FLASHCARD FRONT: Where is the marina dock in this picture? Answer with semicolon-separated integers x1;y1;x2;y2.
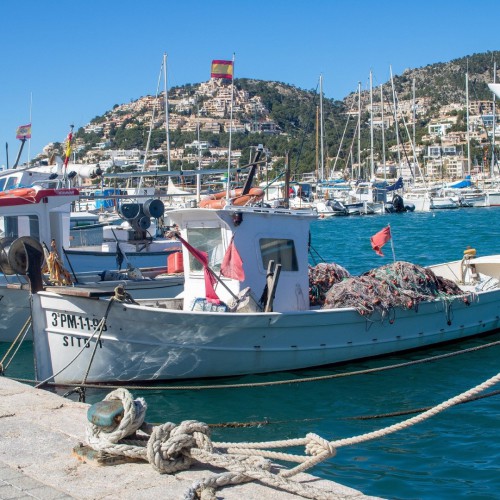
0;377;378;499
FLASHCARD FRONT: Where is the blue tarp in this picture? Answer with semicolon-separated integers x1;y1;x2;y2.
386;177;404;192
448;175;472;189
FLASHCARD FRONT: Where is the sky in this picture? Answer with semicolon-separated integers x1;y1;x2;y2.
1;0;499;166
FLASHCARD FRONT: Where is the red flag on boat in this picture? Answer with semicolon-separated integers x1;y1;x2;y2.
211;60;233;79
370;225;391;256
221;239;245;281
176;235;220;304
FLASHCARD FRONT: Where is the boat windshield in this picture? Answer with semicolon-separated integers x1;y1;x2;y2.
259;238;298;271
186;226;223;272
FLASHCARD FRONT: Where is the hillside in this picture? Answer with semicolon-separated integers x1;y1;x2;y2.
68;50;500;179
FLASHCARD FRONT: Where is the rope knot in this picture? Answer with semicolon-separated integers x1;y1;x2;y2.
147;420;212;474
113;285;127;302
112;285;138;304
305;432;337;459
86;388;147;447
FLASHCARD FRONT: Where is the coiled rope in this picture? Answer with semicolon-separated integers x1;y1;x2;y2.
84;370;500;500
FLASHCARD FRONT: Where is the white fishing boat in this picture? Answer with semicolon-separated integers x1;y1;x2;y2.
22;204;500;385
0;187;184;343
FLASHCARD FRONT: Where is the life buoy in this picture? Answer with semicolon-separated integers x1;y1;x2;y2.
199;187;264;208
0;188;37;198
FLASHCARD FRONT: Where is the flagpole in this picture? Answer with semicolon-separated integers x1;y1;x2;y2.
28;92;32;166
163;52;171;172
388;224;396;263
226;52;235;200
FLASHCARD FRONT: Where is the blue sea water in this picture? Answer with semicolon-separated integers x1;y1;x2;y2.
2;207;500;499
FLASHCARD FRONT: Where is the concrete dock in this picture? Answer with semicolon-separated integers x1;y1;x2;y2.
0;377;379;499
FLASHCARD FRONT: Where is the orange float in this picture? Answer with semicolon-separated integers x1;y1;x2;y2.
199;187;264;209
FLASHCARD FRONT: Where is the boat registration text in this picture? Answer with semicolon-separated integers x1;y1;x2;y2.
51;312;108;332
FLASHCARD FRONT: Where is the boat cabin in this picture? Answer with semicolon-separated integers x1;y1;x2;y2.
168;207;313;312
0;188;80;261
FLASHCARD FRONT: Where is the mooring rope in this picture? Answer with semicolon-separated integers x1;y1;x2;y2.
83;370;500;499
0;318;31;374
9;335;500;391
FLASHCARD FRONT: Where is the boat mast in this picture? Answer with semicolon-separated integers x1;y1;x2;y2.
380;84;387;181
315;105;319;182
319;74;325;181
390;65;401;174
139;56;163;191
225;53;235;199
466;67;471;176
196;108;201;202
412;78;416;152
163;53;171;171
492;61;497;178
369;70;374;179
357;81;361;179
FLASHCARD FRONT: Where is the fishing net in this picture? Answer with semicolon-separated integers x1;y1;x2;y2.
321;261;471;316
309;263;351;306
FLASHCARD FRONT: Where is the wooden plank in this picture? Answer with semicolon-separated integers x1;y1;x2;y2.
44;286;116;298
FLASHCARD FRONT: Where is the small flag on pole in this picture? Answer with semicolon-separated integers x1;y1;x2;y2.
370;225;391;256
16;124;32;139
211;60;233;80
63;126;74;169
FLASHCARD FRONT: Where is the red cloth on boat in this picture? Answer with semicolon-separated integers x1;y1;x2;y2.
176;235;220;304
370;225;391;256
221;239;245;281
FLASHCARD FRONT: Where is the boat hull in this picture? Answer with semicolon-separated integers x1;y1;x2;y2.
31;287;500;384
0;275;183;343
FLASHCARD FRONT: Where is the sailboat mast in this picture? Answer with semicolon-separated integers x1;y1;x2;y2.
319;74;325;181
369;71;374;179
357;81;361;178
163;53;171;171
380;84;387;181
466;69;471;176
390;65;401;171
492;61;497;178
412;78;416;151
315;105;319;183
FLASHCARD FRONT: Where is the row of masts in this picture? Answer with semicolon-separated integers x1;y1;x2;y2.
316;64;499;183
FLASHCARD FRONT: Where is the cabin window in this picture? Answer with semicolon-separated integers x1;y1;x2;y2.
0;215;39;240
259;238;298;271
0;178;6;191
186;227;223;272
5;177;18;190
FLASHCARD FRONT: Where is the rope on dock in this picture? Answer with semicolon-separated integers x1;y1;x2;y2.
83;370;500;499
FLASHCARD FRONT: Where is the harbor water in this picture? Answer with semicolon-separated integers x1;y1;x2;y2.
2;207;500;499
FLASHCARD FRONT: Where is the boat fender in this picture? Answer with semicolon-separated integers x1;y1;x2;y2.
463;247;477;258
100;270;128;281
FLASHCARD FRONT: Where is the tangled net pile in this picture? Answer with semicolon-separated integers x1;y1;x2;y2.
308;263;351;306
322;261;471;316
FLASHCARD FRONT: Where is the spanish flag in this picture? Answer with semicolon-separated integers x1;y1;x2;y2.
16;124;32;140
211;60;233;80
